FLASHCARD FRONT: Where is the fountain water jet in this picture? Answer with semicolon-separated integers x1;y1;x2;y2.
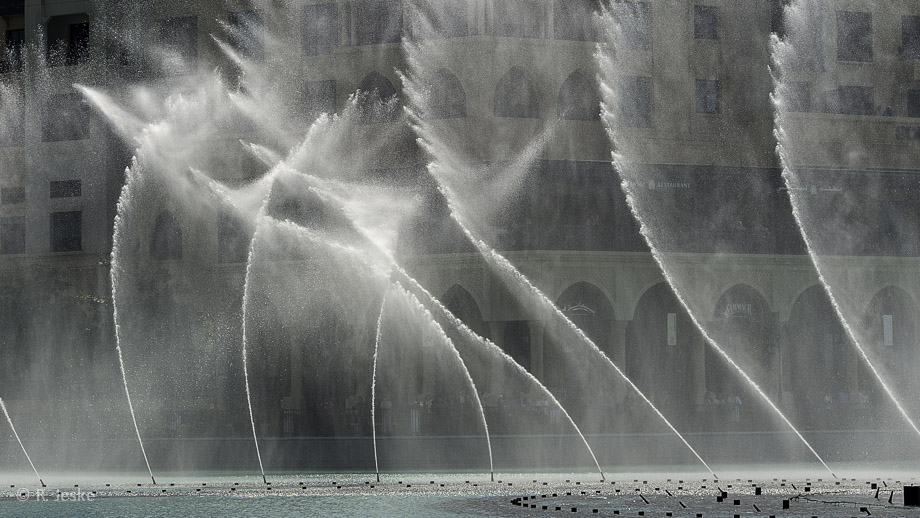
389;281;495;482
770;0;920;441
399;12;708;476
370;291;388;483
595;5;835;478
110;160;158;486
258;208;604;479
0;398;44;487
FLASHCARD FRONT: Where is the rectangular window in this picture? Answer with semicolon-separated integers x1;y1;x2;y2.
837;11;872;62
908;89;920;117
0;216;24;255
619;75;653;127
46;14;89;67
837;85;873;115
228;10;264;60
66;22;89;66
554;0;597;42
156;17;198;74
0;187;24;205
50;180;81;198
410;0;468;39
304;4;338;55
903;16;920;59
42;94;91;142
303;80;336;119
50;211;82;252
355;1;402;45
494;0;541;39
612;2;651;50
785;81;811;112
695;79;720;114
883;314;894;346
693;5;719;40
0;98;23;146
2;29;24;72
667;313;677;346
771;0;789;39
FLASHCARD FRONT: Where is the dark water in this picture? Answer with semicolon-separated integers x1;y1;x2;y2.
0;494;478;518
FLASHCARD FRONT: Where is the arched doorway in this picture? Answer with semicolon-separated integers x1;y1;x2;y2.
709;284;775;397
545;282;613;408
864;286;918;398
626;283;698;420
786;285;851;428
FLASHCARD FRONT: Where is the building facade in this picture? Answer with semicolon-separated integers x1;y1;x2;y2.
1;0;919;443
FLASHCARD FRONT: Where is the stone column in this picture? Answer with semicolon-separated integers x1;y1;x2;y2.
609;320;629;404
487;321;507;395
282;341;304;410
777;323;793;407
527;320;545;381
690;326;707;406
488;321;506;349
844;335;859;396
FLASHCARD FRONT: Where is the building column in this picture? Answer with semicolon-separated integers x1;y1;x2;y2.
609;320;629;404
488;320;506;349
487;321;507;395
690;325;707;406
282;343;304;410
844;335;860;397
777;322;793;407
527;320;545;381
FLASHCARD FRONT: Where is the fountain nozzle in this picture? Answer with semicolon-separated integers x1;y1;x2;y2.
376;473;380;483
491;472;494;482
39;479;45;488
150;476;156;486
262;474;268;485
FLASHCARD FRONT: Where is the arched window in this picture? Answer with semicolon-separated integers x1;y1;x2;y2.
357;71;399;123
557;70;600;120
425;69;466;119
709;284;773;398
150;210;182;260
442;284;485;337
494;67;540;118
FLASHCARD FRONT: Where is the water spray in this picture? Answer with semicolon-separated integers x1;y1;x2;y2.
370;290;388;486
0;398;45;487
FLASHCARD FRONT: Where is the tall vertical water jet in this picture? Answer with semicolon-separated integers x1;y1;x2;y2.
391;266;608;481
370;290;389;483
595;4;835;477
771;0;920;440
110;161;157;486
240;208;273;486
390;282;495;482
0;398;44;487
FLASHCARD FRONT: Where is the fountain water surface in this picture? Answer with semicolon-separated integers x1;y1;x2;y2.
0;0;917;493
